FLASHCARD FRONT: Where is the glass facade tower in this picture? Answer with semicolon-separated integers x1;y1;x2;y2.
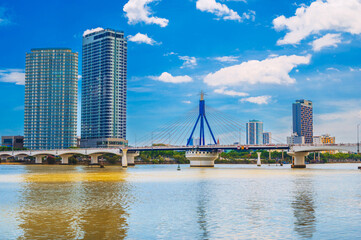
24;48;78;150
81;29;127;148
246;120;263;145
293;99;313;144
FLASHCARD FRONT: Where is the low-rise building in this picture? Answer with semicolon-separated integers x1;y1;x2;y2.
80;138;128;148
313;134;335;144
287;133;305;145
1;136;24;149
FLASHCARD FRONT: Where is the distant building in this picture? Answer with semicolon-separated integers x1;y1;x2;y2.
24;48;78;150
313;134;335;144
188;137;200;146
81;28;127;148
246;120;263;145
77;136;81;148
1;136;24;149
263;132;271;144
287;133;305;145
293;99;313;143
82;138;128;148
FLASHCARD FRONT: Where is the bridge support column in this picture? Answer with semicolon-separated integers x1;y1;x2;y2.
122;149;128;168
126;152;139;166
289;152;308;168
60;154;72;164
257;152;261;167
186;151;218;167
269;150;271;160
90;154;102;164
35;155;44;164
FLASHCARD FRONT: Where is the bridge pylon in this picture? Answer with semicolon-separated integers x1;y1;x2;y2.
185;92;218;167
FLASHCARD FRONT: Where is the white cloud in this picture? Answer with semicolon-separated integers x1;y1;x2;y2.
240;95;271;104
312;33;342;51
179;56;197;68
0;7;10;25
182;100;192;104
214;87;248;97
164;52;177;56
214;56;239;62
0;69;25;85
123;0;169;27
349;67;361;72
83;27;103;37
326;67;340;72
196;0;255;21
128;33;158;45
315;109;361;143
151;72;193;83
204;54;311;87
273;0;361;45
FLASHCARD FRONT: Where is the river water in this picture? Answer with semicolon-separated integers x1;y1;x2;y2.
0;164;361;239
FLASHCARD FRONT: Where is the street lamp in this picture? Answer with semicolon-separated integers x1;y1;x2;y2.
357;124;360;154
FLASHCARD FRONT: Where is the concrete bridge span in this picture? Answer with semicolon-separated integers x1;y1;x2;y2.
289;144;358;168
0;148;139;167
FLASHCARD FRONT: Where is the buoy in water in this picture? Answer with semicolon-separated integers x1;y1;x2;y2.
177;164;181;171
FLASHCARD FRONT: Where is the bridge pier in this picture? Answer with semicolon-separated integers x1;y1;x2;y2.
289;152;308;168
186;151;218;167
121;149;128;168
257;152;261;166
127;152;139;166
34;155;45;164
60;154;72;164
90;154;102;164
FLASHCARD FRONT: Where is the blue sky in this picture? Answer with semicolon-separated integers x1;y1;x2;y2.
0;0;361;144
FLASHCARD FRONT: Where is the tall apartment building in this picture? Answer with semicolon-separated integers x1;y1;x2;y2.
24;48;78;150
81;29;128;148
293;99;313;144
263;132;271;145
246;120;263;145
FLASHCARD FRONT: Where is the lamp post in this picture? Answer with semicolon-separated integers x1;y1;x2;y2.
357;124;360;154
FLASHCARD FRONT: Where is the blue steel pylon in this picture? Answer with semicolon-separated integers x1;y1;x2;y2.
186;92;217;146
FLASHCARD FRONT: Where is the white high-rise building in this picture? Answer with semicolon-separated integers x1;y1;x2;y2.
81;29;128;148
24;48;78;150
246;120;263;145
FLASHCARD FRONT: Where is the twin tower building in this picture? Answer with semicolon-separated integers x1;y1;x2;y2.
24;29;127;150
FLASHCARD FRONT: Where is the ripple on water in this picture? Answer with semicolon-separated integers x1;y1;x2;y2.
0;164;361;239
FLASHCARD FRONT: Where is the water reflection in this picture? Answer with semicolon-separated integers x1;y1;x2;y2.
292;175;316;239
196;180;210;240
17;166;131;239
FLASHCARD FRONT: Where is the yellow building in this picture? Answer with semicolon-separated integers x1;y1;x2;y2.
313;134;335;144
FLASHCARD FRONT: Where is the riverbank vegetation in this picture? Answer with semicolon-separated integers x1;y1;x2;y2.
1;149;360;164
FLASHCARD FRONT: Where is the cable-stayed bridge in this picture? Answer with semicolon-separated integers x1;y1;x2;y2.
1;93;359;168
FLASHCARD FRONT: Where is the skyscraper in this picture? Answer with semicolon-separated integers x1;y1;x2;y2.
81;29;128;148
24;48;78;150
263;132;271;145
246;120;263;145
293;99;313;143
